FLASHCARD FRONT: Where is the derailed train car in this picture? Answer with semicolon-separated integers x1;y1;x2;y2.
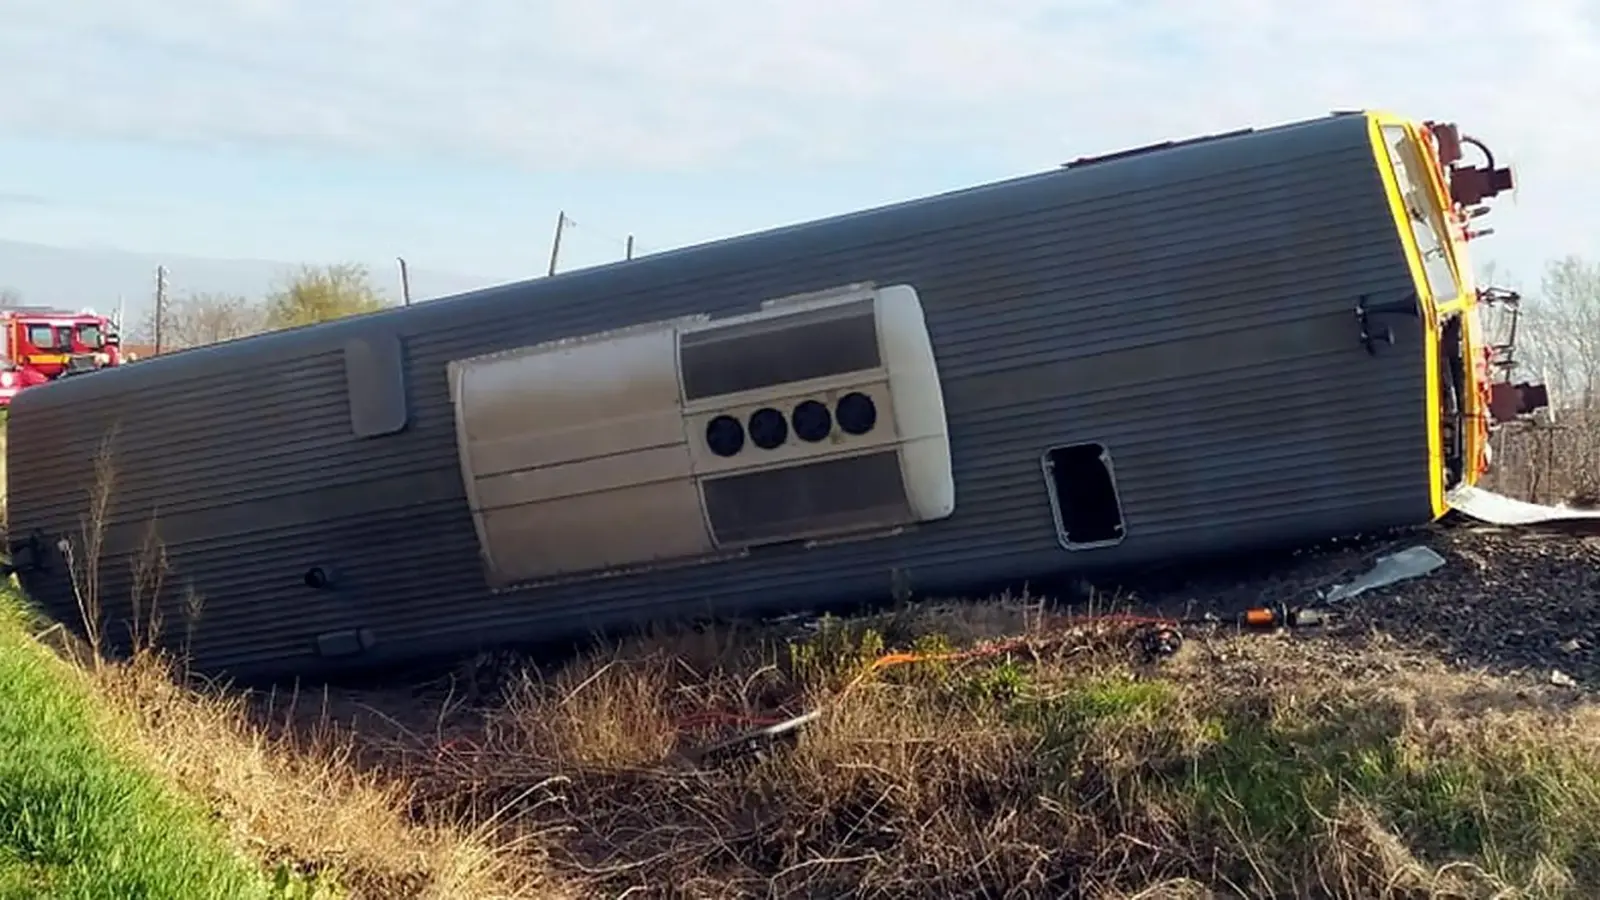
5;110;1519;680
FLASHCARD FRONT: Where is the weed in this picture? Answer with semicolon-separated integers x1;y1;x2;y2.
0;424;558;899
785;615;886;687
452;604;1600;898
0;591;270;899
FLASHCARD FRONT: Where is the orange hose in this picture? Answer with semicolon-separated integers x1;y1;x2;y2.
679;612;1178;732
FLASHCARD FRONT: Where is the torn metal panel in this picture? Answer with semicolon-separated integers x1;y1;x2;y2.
1447;485;1600;526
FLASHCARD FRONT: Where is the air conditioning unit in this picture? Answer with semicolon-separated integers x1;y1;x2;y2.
448;282;956;588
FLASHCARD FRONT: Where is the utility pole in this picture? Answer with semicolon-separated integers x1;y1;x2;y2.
153;265;168;356
625;234;635;260
396;256;413;306
547;210;568;276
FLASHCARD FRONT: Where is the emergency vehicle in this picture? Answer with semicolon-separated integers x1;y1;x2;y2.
0;306;123;406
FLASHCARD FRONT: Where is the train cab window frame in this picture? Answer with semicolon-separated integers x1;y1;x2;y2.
1041;441;1127;550
1380;124;1460;306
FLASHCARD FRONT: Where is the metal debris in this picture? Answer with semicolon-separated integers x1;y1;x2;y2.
1322;545;1448;604
1137;624;1184;660
690;711;824;764
1448;484;1600;526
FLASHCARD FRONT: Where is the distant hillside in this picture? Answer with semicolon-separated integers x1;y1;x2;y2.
0;238;511;332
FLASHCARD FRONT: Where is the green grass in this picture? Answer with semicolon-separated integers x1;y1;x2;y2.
0;589;285;900
1173;704;1600;890
1002;660;1600;895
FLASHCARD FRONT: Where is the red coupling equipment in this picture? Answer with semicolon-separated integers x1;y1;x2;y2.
1450;134;1514;206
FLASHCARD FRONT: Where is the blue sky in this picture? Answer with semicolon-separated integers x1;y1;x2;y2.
0;0;1597;293
0;134;1010;282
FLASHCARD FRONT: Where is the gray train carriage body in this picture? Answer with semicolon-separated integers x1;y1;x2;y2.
7;112;1457;680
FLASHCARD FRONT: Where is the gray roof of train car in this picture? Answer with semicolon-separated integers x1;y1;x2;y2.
10;111;1372;394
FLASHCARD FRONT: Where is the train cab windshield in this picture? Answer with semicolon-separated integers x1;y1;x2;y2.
1375;118;1517;497
1378;124;1461;306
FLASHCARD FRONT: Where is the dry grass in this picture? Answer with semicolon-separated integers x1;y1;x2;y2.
19;564;1600;898
93;651;571;899
302;599;1600;900
1;593;271;899
8;600;574;900
13;555;1600;899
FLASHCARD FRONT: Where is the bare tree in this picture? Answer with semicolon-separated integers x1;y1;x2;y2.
141;291;267;351
1517;254;1600;410
0;287;20;307
1487;254;1600;504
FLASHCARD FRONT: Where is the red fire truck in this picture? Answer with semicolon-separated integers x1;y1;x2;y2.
0;306;123;407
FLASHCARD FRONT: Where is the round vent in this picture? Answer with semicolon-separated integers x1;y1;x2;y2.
748;407;789;449
706;414;746;457
836;391;877;435
791;399;832;442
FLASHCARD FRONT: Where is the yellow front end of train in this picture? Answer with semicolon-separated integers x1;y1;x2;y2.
1366;112;1515;519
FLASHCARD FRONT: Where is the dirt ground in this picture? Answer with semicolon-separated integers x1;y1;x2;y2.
1100;519;1600;689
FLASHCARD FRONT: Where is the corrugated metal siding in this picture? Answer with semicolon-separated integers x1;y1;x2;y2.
6;113;1433;679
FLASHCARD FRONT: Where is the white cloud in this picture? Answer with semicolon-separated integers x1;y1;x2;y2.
1;0;1591;167
0;0;1596;272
